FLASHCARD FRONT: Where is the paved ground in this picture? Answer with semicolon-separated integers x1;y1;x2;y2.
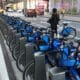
0;31;18;80
44;13;80;22
0;42;9;80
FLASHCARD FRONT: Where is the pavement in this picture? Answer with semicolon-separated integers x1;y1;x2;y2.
0;44;9;80
5;12;80;21
4;12;80;25
44;13;80;22
0;31;18;80
62;16;80;22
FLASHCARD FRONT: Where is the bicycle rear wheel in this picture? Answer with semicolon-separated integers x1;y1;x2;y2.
23;61;34;80
67;27;76;39
16;53;26;72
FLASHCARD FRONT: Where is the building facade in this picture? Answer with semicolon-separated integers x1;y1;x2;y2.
50;0;80;14
1;0;79;15
23;0;49;15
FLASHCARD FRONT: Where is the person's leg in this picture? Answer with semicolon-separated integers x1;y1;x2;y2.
55;27;57;36
51;27;54;39
54;26;57;37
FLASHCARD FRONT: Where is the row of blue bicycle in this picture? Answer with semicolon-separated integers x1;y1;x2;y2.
0;14;80;80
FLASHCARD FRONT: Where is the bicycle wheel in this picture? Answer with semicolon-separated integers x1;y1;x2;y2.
67;27;76;39
12;50;20;61
16;53;26;72
12;33;21;60
23;61;34;80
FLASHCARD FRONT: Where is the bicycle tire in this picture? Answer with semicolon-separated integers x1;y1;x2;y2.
12;48;20;61
23;61;34;80
61;27;76;40
67;27;76;39
16;53;26;72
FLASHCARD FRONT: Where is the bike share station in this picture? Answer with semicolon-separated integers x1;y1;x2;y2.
0;13;80;80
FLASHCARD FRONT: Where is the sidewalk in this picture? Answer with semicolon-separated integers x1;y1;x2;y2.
5;12;80;22
63;16;80;22
44;13;80;22
0;31;17;80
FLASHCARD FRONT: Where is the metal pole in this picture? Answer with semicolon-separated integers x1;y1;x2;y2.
35;0;36;9
24;0;26;9
61;0;64;9
71;0;74;15
35;0;37;16
23;0;27;14
2;0;5;10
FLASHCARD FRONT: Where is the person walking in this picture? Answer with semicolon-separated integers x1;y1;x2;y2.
61;8;65;19
48;8;60;38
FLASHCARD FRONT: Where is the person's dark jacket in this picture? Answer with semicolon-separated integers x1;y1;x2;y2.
48;13;60;29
